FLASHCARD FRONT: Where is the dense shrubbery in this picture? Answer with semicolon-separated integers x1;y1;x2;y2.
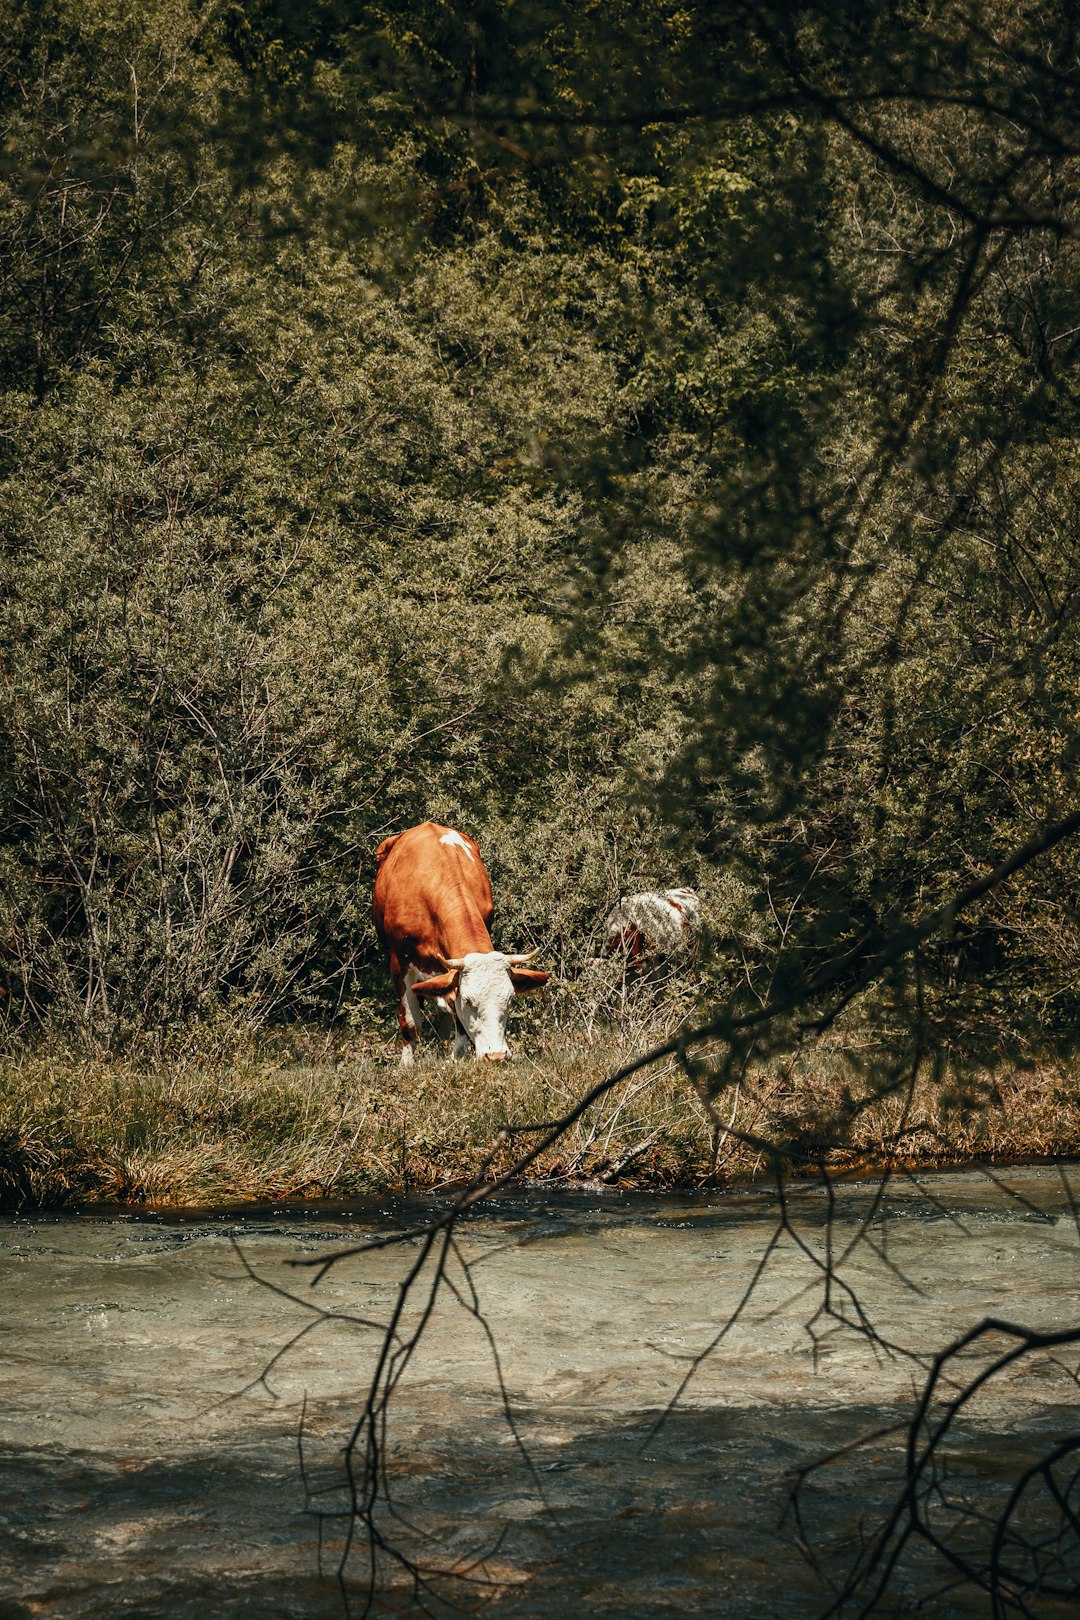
1;0;1077;1055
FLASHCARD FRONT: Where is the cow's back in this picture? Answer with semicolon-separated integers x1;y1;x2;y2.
373;822;495;961
605;888;701;957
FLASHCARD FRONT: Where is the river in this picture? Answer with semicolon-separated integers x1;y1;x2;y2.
2;1165;1078;1617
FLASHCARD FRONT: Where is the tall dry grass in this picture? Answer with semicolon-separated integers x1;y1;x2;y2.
2;1008;1079;1210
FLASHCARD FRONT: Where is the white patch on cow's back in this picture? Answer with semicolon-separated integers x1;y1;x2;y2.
439;829;475;862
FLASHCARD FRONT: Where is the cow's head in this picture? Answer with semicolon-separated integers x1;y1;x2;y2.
411;950;549;1060
602;922;645;963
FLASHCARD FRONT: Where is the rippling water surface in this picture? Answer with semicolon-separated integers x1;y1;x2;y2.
2;1166;1078;1616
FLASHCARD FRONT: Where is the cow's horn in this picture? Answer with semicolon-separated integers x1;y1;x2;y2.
505;947;541;966
435;952;466;971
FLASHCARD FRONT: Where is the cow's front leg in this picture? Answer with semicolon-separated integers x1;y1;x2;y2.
452;1024;472;1060
435;1000;457;1046
435;991;471;1058
398;997;418;1065
401;983;425;1065
394;962;423;1065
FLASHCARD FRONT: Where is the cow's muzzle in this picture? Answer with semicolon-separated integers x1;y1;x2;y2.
482;1050;508;1063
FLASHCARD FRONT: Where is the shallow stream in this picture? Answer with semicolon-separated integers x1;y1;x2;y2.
3;1166;1079;1616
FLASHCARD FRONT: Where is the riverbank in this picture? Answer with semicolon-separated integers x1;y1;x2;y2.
2;1033;1079;1210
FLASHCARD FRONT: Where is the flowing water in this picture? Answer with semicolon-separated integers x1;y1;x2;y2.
2;1166;1079;1617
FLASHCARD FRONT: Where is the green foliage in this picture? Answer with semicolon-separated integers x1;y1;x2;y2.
1;0;1078;1058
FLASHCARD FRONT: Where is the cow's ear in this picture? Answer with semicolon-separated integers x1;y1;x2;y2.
411;971;459;999
510;968;550;995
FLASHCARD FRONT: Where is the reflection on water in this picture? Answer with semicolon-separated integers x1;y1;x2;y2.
1;1167;1078;1616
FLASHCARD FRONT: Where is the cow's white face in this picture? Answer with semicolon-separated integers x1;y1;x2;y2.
409;951;550;1061
455;952;516;1061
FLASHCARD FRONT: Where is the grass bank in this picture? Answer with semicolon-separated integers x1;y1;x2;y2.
2;1030;1079;1210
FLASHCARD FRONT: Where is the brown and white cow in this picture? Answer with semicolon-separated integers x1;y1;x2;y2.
373;821;549;1064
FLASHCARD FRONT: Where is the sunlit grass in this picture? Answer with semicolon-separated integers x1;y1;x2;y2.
1;1023;1078;1210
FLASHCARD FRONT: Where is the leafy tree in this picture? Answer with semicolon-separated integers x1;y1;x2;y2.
1;0;1078;1068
